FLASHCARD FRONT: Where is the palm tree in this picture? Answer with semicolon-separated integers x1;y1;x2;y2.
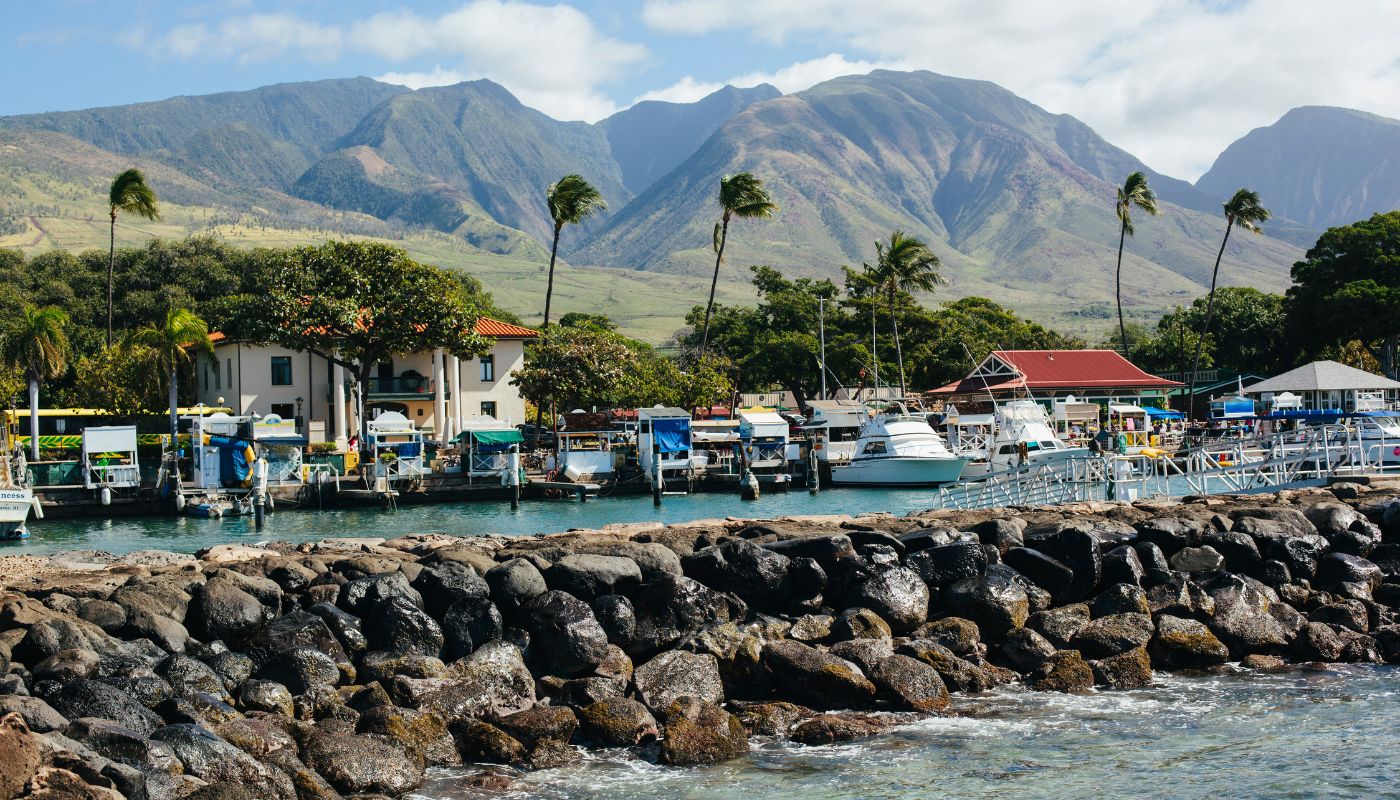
1;306;70;461
543;175;606;332
126;308;211;444
1186;189;1270;418
1113;171;1159;361
700;172;777;356
107;169;160;347
864;231;945;398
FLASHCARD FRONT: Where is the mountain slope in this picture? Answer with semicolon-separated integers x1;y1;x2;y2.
1197;106;1400;231
600;84;782;194
578;70;1300;324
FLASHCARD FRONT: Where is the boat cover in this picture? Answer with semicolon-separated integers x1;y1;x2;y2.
653;417;691;453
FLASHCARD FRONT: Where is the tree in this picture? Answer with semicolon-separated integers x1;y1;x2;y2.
511;327;637;412
1113;171;1159;361
1286;211;1400;378
243;241;491;457
1186;189;1270;417
700;172;777;356
107;169;159;346
542;175;606;330
72;344;164;418
911;297;1084;389
862;231;944;397
1;306;70;460
125;308;212;443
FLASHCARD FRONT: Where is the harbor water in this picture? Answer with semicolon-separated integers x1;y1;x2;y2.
414;665;1399;800
9;487;943;557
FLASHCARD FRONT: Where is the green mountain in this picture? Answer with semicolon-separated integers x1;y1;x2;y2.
600;84;782;194
1196;106;1400;232
578;70;1302;328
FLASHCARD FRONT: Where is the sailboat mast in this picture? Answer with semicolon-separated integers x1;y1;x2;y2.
871;305;880;398
819;298;827;401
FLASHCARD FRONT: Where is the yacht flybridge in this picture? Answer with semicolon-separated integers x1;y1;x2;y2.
960;400;1088;478
828;404;967;486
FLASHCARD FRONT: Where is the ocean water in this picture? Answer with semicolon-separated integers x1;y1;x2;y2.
9;487;942;557
413;666;1400;800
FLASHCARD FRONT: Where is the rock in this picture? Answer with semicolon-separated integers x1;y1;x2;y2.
389;646;535;724
1240;653;1288;670
188;578;265;646
484;559;547;615
1232;507;1319;540
337;570;422;616
1002;548;1075;601
761;640;876;710
1091;647;1152;689
1257;559;1294;588
943;569;1029;644
1200;530;1262;574
632;651;724;713
676;624;761;698
789;712;891;745
681;539;791;605
845;566;929;633
544;555;643;601
305;602;368;656
1133;517;1199;557
0;696;68;733
570;541;684;579
355;706;459;767
34;648;101;683
830;607;892;641
763;534;856;567
238;680;294;716
1315;553;1383;591
454;720;528;766
442;595;504;661
906;541;987;587
1071;613;1154;659
1028;604;1091;649
658;698;748;766
1001;627;1056;672
51;680;163;737
789;613;834;642
827;639;895;674
970;518;1025;553
151;724;294;798
867;654;949;711
1374;625;1400;663
1148;615;1230;669
68;717;183;774
1091;583;1150;617
359;651;445;684
0;712;41;799
411;561;491;618
1293;621;1345;661
731;701;812;736
916;617;981;657
156;654;229;702
367;596;444;658
577;697;658;747
589;594;636;650
304;730;423;795
1134;541;1172;586
244;610;350;672
1169;546;1225;573
205;651;255;693
1101;545;1146;587
628;573;740;655
519;591;610;676
1310;600;1369;633
76;600;127;635
895;640;993;693
1027;650;1095;692
1205;575;1291;657
1147;574;1216;622
528;737;580;769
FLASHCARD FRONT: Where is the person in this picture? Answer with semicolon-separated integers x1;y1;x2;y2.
1114;428;1129;455
1087;435;1102;455
1016;440;1029;466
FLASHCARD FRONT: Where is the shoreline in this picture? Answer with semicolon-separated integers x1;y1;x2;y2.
2;484;1398;798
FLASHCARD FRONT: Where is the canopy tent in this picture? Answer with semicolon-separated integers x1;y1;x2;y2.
453;428;524;452
1144;407;1185;420
1108;403;1146;415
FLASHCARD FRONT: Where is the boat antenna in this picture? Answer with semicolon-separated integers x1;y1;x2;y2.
962;343;1000;414
818;297;828;401
870;304;880;400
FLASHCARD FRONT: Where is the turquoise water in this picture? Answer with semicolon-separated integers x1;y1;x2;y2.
414;665;1400;800
9;487;940;557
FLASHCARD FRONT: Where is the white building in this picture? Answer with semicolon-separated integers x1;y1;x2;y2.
1243;360;1400;412
196;318;538;446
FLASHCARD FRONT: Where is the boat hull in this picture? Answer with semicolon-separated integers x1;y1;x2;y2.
0;488;36;539
829;456;968;486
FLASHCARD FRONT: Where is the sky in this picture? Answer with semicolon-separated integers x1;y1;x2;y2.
7;0;1400;180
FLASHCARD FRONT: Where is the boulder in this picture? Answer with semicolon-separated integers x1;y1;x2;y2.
188;578;265;646
658;698;748;766
1309;600;1370;633
628;573;739;655
589;594;636;649
1134;541;1173;586
681;539;791;605
519;591;610;676
570;541;684;579
1169;546;1225;574
337;570;422;617
1002;548;1075;602
303;730;424;795
238;680;293;716
1071;613;1154;659
915;617;981;657
1091;647;1152;689
1200;530;1262;574
867;654;949;712
1293;621;1346;661
441;595;504;661
244;610;349;672
906;541;987;587
578;698;659;747
1147;574;1216;622
943;569;1029;644
845;567;929;633
68;717;183;775
1101;545;1146;587
358;651;445;684
485;559;548;614
0;712;41;799
761;640;876;710
33;648;101;683
495;705;578;748
1027;650;1094;692
789;712;892;745
155;654;229;702
831;607;892;641
1205;575;1291;657
1000;627;1056;672
367;596;444;658
632;651;725;713
305;602;368;656
895;640;994;693
0;696;69;733
678;623;763;698
970;518;1025;554
788;613;834;643
1028;604;1091;649
1091;583;1150;617
51;680;163;737
1132;517;1199;557
827;639;895;674
151;724;295;798
354;706;460;769
453;720;528;766
762;534;855;567
544;555;643;600
411;561;491;618
1148;615;1230;669
1315;553;1383;591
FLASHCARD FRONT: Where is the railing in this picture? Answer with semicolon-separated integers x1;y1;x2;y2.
365;376;431;395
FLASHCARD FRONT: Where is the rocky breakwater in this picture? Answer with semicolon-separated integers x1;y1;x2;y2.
5;483;1400;798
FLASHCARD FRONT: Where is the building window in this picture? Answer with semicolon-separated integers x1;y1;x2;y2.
214;363;220;391
202;363;208;392
226;358;233;390
480;355;495;382
271;356;293;386
480;401;497;418
270;403;294;419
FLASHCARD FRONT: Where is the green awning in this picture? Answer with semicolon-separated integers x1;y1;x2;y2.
454;429;524;447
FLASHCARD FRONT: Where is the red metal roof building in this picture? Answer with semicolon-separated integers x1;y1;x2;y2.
931;350;1181;402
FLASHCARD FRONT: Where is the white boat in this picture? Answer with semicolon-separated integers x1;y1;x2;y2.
1352;411;1400;467
0;426;39;539
802;400;870;464
961;400;1089;478
828;411;967;486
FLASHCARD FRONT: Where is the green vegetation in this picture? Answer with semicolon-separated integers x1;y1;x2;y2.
1109;287;1286;377
1113;172;1160;360
543;175;607;330
125;308;212;440
701;172;778;355
1;305;70;459
857;230;946;397
107;168;160;346
1186;189;1271;415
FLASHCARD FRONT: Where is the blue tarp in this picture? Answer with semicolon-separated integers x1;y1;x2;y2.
209;435;251;488
653;417;691;453
1144;408;1185;419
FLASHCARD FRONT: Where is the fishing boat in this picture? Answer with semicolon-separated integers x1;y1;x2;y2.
802;400;872;465
828;406;967;486
0;421;40;540
960;400;1089;478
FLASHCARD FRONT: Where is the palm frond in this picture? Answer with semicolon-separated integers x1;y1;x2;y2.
109;168;160;221
547;174;607;227
1116;171;1158;235
719;172;778;218
713;222;723;254
126;307;211;373
1;305;70;381
864;230;945;297
1224;188;1270;233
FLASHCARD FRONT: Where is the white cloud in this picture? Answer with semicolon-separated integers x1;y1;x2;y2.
376;66;471;91
633;76;727;105
640;0;1400;179
157;14;343;64
635;54;888;108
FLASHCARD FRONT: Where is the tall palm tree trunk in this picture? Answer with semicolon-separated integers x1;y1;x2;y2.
1115;220;1130;361
27;376;39;462
107;210;116;348
890;287;907;399
700;217;730;357
168;368;179;444
1186;223;1234;420
535;224;564;448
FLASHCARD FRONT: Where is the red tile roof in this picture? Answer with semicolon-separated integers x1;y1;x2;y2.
932;350;1182;394
473;318;538;339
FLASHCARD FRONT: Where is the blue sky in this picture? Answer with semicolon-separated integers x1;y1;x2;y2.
7;0;1400;179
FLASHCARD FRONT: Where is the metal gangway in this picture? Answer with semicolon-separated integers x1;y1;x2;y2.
935;424;1396;511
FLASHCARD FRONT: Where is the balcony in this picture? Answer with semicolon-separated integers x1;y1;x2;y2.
365;375;434;399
